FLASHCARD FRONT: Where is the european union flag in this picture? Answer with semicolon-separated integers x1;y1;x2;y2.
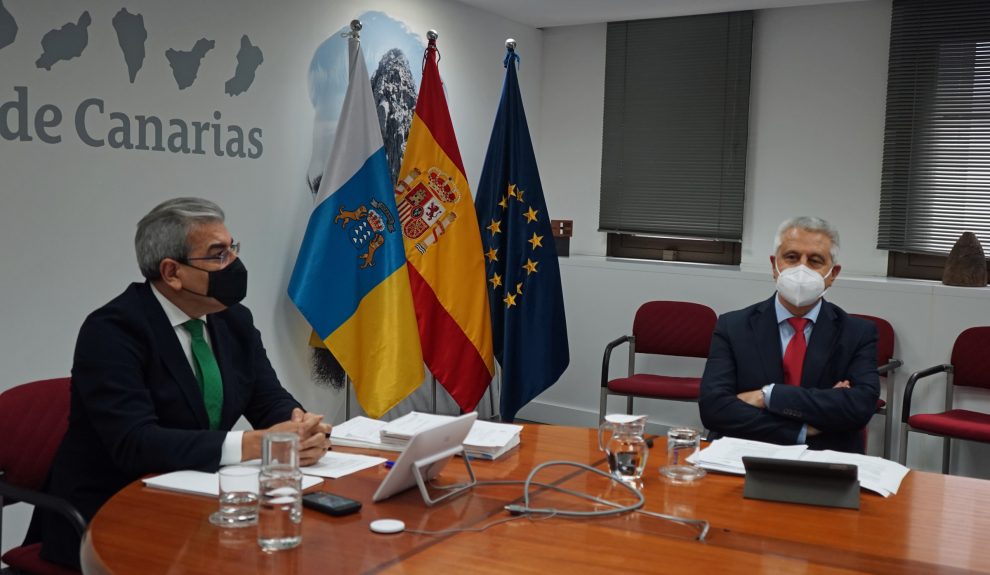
476;48;570;422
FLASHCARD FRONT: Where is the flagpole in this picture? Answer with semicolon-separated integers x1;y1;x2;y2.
431;373;437;414
344;374;352;419
340;18;360;423
490;363;500;421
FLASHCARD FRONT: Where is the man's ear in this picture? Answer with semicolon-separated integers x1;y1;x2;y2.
830;264;841;280
159;259;182;290
769;255;779;279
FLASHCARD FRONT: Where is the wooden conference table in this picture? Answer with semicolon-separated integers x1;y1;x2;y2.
81;425;990;574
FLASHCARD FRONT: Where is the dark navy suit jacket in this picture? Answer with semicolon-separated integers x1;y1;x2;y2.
37;282;301;568
699;295;879;453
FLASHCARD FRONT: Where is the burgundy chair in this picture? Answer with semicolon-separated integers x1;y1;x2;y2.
850;314;902;459
0;377;85;575
600;301;717;422
900;327;990;473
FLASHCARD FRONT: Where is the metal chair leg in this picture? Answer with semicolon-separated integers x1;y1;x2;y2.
882;408;894;461
941;437;951;474
599;389;608;424
898;426;909;465
625;396;634;415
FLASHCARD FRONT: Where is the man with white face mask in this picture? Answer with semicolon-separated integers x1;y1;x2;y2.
699;217;879;453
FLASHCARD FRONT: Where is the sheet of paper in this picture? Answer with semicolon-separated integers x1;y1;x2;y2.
797;450;910;497
689;437;911;497
380;412;454;440
301;451;387;479
689;437;809;474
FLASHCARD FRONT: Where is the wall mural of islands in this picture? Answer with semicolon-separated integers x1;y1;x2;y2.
1;2;261;95
0;0;17;50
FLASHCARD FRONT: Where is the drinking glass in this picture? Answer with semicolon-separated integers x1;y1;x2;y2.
209;466;259;528
660;427;706;482
258;432;303;551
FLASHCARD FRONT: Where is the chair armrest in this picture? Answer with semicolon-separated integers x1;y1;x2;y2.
877;358;903;376
601;335;633;389
901;364;952;424
0;478;87;537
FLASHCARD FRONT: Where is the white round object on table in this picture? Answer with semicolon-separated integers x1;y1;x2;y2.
369;519;405;534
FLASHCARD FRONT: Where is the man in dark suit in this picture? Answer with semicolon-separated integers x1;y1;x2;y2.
36;197;332;568
699;217;879;453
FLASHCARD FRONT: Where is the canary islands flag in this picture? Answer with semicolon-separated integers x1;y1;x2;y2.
394;35;494;412
476;49;569;421
289;33;423;418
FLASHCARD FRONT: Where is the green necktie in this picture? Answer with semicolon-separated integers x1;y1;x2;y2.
182;319;223;430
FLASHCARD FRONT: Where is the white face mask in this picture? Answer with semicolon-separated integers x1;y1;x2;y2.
775;263;833;307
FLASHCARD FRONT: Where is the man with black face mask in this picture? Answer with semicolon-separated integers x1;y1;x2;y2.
33;197;332;569
699;216;879;454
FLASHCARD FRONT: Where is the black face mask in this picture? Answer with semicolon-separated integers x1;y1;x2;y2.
183;257;248;307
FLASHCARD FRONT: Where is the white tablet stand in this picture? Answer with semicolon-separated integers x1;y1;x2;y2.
412;445;477;506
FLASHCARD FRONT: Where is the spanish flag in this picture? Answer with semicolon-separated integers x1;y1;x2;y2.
288;32;423;418
395;35;494;411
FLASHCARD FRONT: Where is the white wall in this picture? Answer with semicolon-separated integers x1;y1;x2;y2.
531;0;990;479
0;0;541;558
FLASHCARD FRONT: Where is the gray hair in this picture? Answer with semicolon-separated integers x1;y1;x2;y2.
135;197;225;279
772;216;840;264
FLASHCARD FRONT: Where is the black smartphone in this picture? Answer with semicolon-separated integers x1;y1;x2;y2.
302;492;362;517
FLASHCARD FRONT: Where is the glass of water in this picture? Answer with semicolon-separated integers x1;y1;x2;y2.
258;432;302;551
660;427;707;482
210;466;259;528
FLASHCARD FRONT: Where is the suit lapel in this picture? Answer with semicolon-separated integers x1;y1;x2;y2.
803;300;838;388
139;282;211;429
751;296;785;385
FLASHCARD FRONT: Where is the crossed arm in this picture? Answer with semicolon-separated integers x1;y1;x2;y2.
699;318;879;445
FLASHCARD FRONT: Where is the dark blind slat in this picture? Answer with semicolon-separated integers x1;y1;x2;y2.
599;12;753;242
878;0;990;255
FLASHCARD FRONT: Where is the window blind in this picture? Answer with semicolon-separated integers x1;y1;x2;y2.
878;0;990;255
599;12;753;242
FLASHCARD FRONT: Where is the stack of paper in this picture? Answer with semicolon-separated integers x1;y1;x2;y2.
462;420;523;460
329;416;398;451
688;437;910;497
379;412;453;446
330;412;523;461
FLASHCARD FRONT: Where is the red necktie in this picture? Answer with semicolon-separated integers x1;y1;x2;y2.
783;317;809;386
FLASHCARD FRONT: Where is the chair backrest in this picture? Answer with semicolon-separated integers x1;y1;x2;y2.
631;301;717;359
951;326;990;390
850;314;895;367
0;377;71;494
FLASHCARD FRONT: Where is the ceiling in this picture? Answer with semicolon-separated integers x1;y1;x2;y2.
454;0;871;28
